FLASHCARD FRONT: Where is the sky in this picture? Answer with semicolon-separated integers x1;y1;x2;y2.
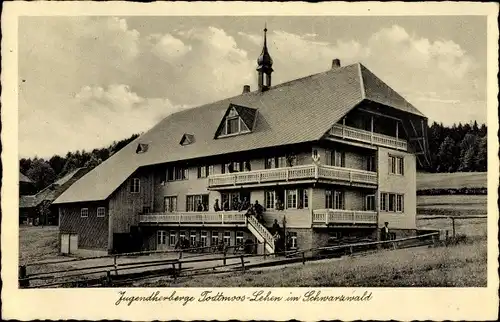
18;15;487;158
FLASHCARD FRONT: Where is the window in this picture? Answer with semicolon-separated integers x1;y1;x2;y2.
367;155;376;172
325;190;344;209
142;206;151;214
289;232;298;249
389;194;396;212
265;155;296;169
130;178;140;193
396;194;404;212
169;232;176;246
298;188;308;209
81;208;89;218
223;231;231;245
190;231;197;246
157;230;167;245
97;207;106;217
380;193;404;213
186;194;209;212
179;133;195;146
211;231;219;246
389;155;404;175
198;165;214;178
136;143;149;154
264;190;275;209
333;150;346;167
220;107;250;137
164;196;177;212
179;231;186;241
236;231;244;245
286;189;298;209
200;231;208;247
364;195;376;211
167;166;188;181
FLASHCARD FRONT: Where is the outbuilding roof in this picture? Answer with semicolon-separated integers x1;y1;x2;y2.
54;63;425;204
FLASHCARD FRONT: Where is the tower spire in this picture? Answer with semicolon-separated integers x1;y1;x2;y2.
257;24;273;92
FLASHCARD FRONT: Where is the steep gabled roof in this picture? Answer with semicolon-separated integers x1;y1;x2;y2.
54;63;425;204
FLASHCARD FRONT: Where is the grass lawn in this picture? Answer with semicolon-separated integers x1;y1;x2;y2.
137;239;487;287
417;195;487;216
19;226;60;265
417;172;487;190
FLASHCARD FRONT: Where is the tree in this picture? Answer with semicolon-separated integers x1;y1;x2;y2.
458;133;478;171
84;155;102;169
49;155;66;177
60;156;80;177
475;136;487;172
19;158;32;175
26;160;56;191
436;136;456;172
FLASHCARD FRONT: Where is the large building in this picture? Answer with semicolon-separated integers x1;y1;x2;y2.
53;28;430;256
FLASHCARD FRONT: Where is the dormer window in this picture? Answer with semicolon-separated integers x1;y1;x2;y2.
216;104;257;139
136;143;149;154
180;134;195;146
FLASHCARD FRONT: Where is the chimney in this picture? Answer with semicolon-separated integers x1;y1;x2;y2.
331;59;341;69
242;85;251;93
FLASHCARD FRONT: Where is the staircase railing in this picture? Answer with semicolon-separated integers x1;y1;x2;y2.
247;215;275;253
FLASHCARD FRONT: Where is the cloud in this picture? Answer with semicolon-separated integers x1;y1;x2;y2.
18;18;485;158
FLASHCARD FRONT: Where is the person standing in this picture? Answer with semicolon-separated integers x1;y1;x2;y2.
380;222;390;248
213;199;221;212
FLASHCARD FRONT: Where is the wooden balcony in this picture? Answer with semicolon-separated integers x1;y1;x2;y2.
208;164;377;188
312;209;377;226
139;211;247;226
329;124;407;151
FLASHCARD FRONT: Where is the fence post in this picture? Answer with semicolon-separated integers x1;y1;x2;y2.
451;218;456;238
171;263;177;279
179;251;183;259
223;250;227;266
113;256;118;275
19;265;29;288
302;251;306;265
240;255;245;272
106;270;112;287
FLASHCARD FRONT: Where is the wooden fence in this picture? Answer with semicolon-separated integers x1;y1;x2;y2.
417;214;486;238
19;232;440;288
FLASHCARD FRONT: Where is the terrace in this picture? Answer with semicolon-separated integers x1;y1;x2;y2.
312;209;378;226
207;164;377;189
139;211;247;227
329;124;407;151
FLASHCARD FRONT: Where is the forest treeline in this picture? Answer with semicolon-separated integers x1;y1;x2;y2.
20;121;487;193
20;133;139;191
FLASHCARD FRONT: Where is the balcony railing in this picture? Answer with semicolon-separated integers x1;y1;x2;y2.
312;209;377;225
208;164;377;188
139;211;247;225
330;124;407;151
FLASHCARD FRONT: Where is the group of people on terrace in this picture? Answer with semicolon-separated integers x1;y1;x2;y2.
212;197;265;224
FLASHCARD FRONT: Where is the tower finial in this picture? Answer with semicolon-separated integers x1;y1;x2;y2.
257;24;273;92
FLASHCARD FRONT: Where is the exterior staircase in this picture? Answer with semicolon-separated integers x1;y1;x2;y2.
246;215;275;254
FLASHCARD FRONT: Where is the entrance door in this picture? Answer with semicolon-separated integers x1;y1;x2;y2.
61;234;70;254
69;234;78;253
157;230;168;250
